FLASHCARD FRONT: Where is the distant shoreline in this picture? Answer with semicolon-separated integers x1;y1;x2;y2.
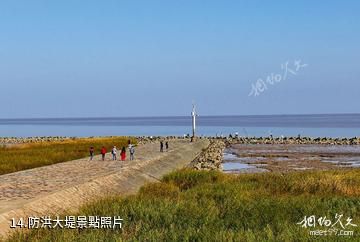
1;135;360;146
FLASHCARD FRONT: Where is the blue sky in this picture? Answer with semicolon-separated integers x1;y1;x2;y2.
0;1;359;118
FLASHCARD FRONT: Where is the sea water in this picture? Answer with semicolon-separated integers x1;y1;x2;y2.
0;114;359;137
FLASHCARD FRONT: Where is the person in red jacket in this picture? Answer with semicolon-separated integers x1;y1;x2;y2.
120;147;126;161
101;146;107;161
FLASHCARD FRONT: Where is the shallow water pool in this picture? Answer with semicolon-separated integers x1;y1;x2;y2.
222;151;268;173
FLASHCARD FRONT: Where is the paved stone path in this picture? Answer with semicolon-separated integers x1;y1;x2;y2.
0;139;209;238
0;142;171;212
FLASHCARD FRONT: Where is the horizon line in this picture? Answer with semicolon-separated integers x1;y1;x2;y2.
1;112;360;121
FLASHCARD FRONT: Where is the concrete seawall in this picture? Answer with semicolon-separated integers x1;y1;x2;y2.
0;139;209;238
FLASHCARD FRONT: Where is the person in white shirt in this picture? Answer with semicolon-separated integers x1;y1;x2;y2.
111;146;117;160
129;145;135;160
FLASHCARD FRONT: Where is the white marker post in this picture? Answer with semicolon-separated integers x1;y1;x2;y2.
191;104;196;141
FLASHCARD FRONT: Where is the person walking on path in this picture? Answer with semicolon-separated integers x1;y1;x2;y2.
128;140;133;152
165;141;169;151
160;141;164;152
89;147;94;161
111;146;117;160
101;146;107;161
120;147;126;161
129;145;135;160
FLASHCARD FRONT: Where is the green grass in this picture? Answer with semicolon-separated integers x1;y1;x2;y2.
7;169;360;241
0;137;136;175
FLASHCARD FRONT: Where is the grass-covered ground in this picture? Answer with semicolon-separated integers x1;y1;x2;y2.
7;169;360;241
0;137;136;175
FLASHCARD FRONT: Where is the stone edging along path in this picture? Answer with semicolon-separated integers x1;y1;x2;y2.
189;140;225;171
0;139;209;238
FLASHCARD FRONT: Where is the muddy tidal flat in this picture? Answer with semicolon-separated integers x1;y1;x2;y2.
223;143;360;173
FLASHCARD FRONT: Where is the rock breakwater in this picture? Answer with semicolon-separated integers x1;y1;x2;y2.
190;140;225;170
223;136;360;146
0;136;70;145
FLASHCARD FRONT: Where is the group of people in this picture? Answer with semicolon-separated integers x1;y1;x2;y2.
89;140;135;161
110;145;135;161
89;140;169;161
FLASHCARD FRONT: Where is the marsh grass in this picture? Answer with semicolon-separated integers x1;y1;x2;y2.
0;137;136;175
7;169;360;241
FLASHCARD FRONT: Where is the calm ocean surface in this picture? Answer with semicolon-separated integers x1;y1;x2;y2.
0;114;360;138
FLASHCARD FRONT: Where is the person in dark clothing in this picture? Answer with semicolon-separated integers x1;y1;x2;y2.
101;146;107;161
89;147;94;161
160;141;164;152
165;141;169;151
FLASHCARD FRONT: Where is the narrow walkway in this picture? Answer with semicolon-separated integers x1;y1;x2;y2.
0;139;209;237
